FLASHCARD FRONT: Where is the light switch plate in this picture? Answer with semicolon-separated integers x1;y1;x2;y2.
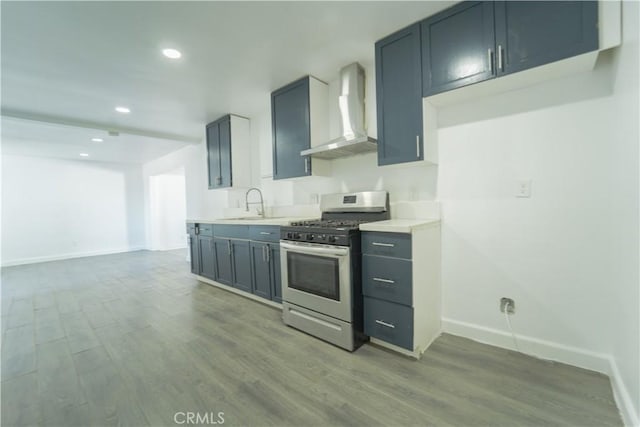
516;179;532;198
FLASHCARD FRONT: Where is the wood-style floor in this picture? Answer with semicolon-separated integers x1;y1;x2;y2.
1;250;621;426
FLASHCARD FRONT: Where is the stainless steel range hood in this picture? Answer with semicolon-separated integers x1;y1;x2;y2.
301;63;377;160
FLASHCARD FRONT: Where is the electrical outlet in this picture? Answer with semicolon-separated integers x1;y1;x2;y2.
515;179;532;198
500;297;515;314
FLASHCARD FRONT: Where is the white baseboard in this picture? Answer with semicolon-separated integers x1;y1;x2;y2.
442;317;610;372
608;356;640;427
1;246;147;267
148;245;188;252
442;317;638;427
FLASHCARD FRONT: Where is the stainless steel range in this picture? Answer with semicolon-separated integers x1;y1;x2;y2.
280;191;389;351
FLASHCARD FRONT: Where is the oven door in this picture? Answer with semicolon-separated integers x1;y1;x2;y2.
280;240;352;322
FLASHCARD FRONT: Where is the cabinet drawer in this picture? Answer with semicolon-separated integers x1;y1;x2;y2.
186;223;196;233
362;255;412;306
364;297;413;350
362;232;411;259
249;226;280;243
198;224;214;237
213;225;249;239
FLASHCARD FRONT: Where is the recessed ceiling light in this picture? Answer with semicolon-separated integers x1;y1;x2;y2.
115;106;130;113
79;153;90;157
91;138;103;142
162;48;182;59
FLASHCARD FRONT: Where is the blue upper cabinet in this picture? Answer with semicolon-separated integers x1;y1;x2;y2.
421;2;495;97
206;120;223;188
375;23;424;166
271;76;330;180
421;1;599;97
218;118;232;188
206;114;251;190
494;1;598;76
272;77;310;180
207;116;233;189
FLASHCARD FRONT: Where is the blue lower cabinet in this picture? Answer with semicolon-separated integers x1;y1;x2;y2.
198;236;216;280
188;231;199;275
250;242;282;302
249;226;280;243
213;237;251;292
231;240;252;292
271;245;282;303
196;224;283;304
250;241;272;299
362;255;412;306
213;238;233;286
364;297;414;351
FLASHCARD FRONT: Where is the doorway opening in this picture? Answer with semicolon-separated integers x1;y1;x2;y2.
149;168;187;251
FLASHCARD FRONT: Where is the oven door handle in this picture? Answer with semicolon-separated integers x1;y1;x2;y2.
280;241;349;257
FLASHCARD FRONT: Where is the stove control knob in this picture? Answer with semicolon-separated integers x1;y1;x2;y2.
328;236;336;243
307;233;314;240
293;233;301;239
286;232;293;239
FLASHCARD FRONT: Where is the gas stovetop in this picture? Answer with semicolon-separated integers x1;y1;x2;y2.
280;191;390;246
289;219;370;230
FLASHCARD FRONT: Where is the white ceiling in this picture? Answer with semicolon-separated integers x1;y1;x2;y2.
1;1;451;164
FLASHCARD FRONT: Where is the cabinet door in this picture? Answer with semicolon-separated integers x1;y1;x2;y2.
272;77;310;180
218;117;232;188
421;1;495;97
213;238;232;285
250;242;272;300
375;23;423;166
494;1;598;76
198;236;216;280
188;233;199;274
231;240;252;292
270;245;282;303
362;255;412;306
206;122;221;189
364;296;414;350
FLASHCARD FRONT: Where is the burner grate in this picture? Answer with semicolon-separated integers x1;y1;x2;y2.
289;219;370;229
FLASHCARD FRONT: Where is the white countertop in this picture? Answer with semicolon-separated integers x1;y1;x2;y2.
187;216;314;226
359;218;440;233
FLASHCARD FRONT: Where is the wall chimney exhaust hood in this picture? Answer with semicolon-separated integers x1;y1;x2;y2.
301;63;376;160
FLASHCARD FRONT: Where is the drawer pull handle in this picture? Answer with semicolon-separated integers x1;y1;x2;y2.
375;320;395;329
259;232;272;235
372;242;395;247
373;278;395;284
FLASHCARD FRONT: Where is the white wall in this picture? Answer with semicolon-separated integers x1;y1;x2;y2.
141;143;227;236
605;2;639;424
149;171;187;251
1;154;145;266
437;2;639;424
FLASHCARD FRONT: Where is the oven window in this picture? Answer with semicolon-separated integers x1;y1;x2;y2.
287;252;340;301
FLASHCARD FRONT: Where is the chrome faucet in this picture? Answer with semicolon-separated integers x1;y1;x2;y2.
245;187;265;218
